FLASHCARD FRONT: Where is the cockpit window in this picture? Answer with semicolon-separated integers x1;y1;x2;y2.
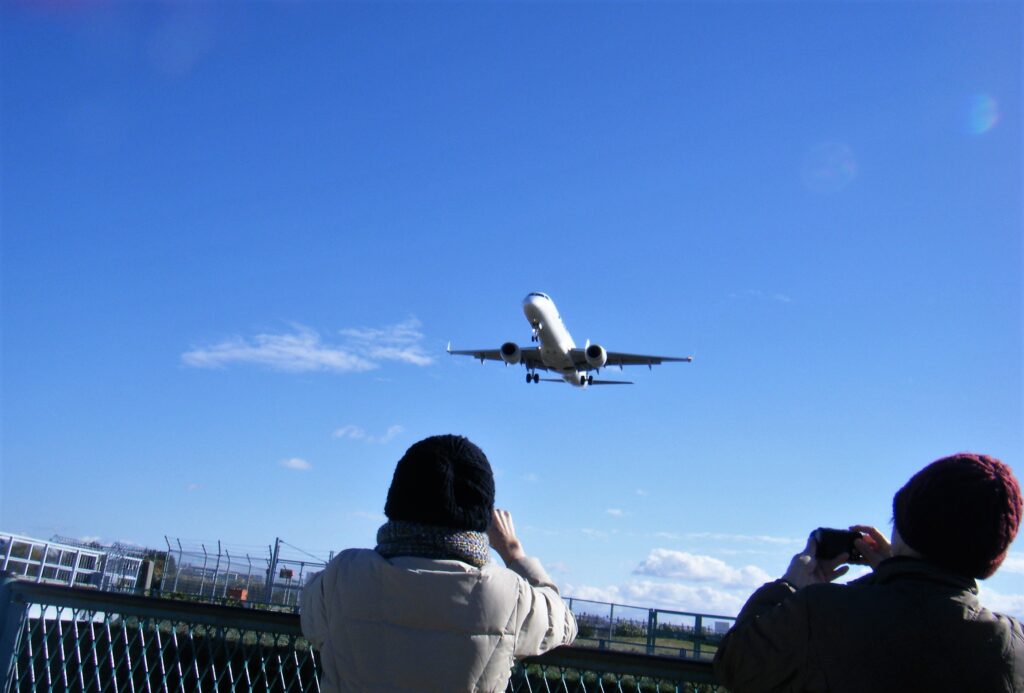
527;292;550;300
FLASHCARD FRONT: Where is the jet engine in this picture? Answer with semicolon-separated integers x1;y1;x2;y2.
585;343;608;369
500;342;521;365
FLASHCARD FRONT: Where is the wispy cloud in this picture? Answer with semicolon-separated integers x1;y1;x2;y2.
280;457;312;471
185;483;201;492
350;511;386;523
182;318;433;373
339;318;433;366
566;580;747;616
606;508;626;518
731;289;793;304
633;548;772;587
682;531;801;546
333;424;404;444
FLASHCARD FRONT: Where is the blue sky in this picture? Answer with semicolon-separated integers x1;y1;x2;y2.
2;1;1020;617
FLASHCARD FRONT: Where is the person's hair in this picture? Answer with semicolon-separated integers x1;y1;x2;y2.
893;453;1022;579
384;435;495;532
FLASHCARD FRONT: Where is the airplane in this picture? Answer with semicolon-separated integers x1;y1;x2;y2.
447;292;693;387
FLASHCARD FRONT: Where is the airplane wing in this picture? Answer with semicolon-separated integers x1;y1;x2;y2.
446;345;548;371
568;349;693;370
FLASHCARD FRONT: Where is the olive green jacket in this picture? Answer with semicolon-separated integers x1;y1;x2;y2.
714;557;1024;692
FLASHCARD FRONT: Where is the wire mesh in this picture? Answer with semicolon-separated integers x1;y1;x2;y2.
1;580;724;693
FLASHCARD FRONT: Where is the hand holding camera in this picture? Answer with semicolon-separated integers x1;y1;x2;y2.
783;525;894;589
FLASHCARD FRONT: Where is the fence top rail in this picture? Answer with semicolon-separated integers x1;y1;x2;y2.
522;645;716;682
0;576;302;635
567;596;735;622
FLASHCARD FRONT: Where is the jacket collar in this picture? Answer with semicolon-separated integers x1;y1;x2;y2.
868;556;979;595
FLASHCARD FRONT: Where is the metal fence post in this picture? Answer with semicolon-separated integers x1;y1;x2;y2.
694;614;703;659
211;541;222;598
646;609;656;654
0;577;28;689
198;544;209;597
173;536;185;593
266;539;281;605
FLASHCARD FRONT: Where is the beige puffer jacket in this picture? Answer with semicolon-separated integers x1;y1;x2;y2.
300;549;577;692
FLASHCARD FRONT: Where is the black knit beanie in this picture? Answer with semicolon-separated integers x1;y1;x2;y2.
894;453;1022;579
384;435;495;532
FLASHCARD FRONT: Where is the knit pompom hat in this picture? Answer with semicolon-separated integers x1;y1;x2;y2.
384;435;495;532
893;453;1022;579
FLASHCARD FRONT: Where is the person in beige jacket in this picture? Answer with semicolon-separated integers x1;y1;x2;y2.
300;434;577;692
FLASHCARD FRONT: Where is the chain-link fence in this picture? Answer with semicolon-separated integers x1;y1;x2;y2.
0;578;725;692
158;538;328;610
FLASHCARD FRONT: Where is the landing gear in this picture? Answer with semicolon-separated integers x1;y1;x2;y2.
526;372;539;384
580;374;594;386
588;375;594;385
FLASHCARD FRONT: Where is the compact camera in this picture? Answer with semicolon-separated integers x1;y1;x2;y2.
812;528;864;563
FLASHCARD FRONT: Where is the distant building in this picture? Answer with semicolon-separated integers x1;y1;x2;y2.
0;532;148;592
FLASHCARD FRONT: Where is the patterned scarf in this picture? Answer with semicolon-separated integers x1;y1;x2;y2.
375;521;490;568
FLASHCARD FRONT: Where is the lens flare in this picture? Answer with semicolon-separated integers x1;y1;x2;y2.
801;142;857;194
966;94;1000;135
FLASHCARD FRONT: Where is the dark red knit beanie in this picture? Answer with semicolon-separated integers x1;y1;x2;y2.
893;453;1022;579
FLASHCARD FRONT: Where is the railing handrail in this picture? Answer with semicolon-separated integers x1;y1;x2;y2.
567;595;735;622
0;576;301;634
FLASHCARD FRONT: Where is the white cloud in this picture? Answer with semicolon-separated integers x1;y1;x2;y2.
522;473;539;483
633;548;772;588
183;326;374;373
997;555;1024;575
978;585;1024;619
280;457;312;471
182;318;433;373
185;483;201;492
606;508;625;518
333;424;404;444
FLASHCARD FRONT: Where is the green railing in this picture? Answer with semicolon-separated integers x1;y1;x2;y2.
0;577;723;692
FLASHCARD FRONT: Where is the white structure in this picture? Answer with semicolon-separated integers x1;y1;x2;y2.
0;532;146;592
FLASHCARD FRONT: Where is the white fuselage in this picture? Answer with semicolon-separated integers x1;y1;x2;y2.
522;293;587;386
